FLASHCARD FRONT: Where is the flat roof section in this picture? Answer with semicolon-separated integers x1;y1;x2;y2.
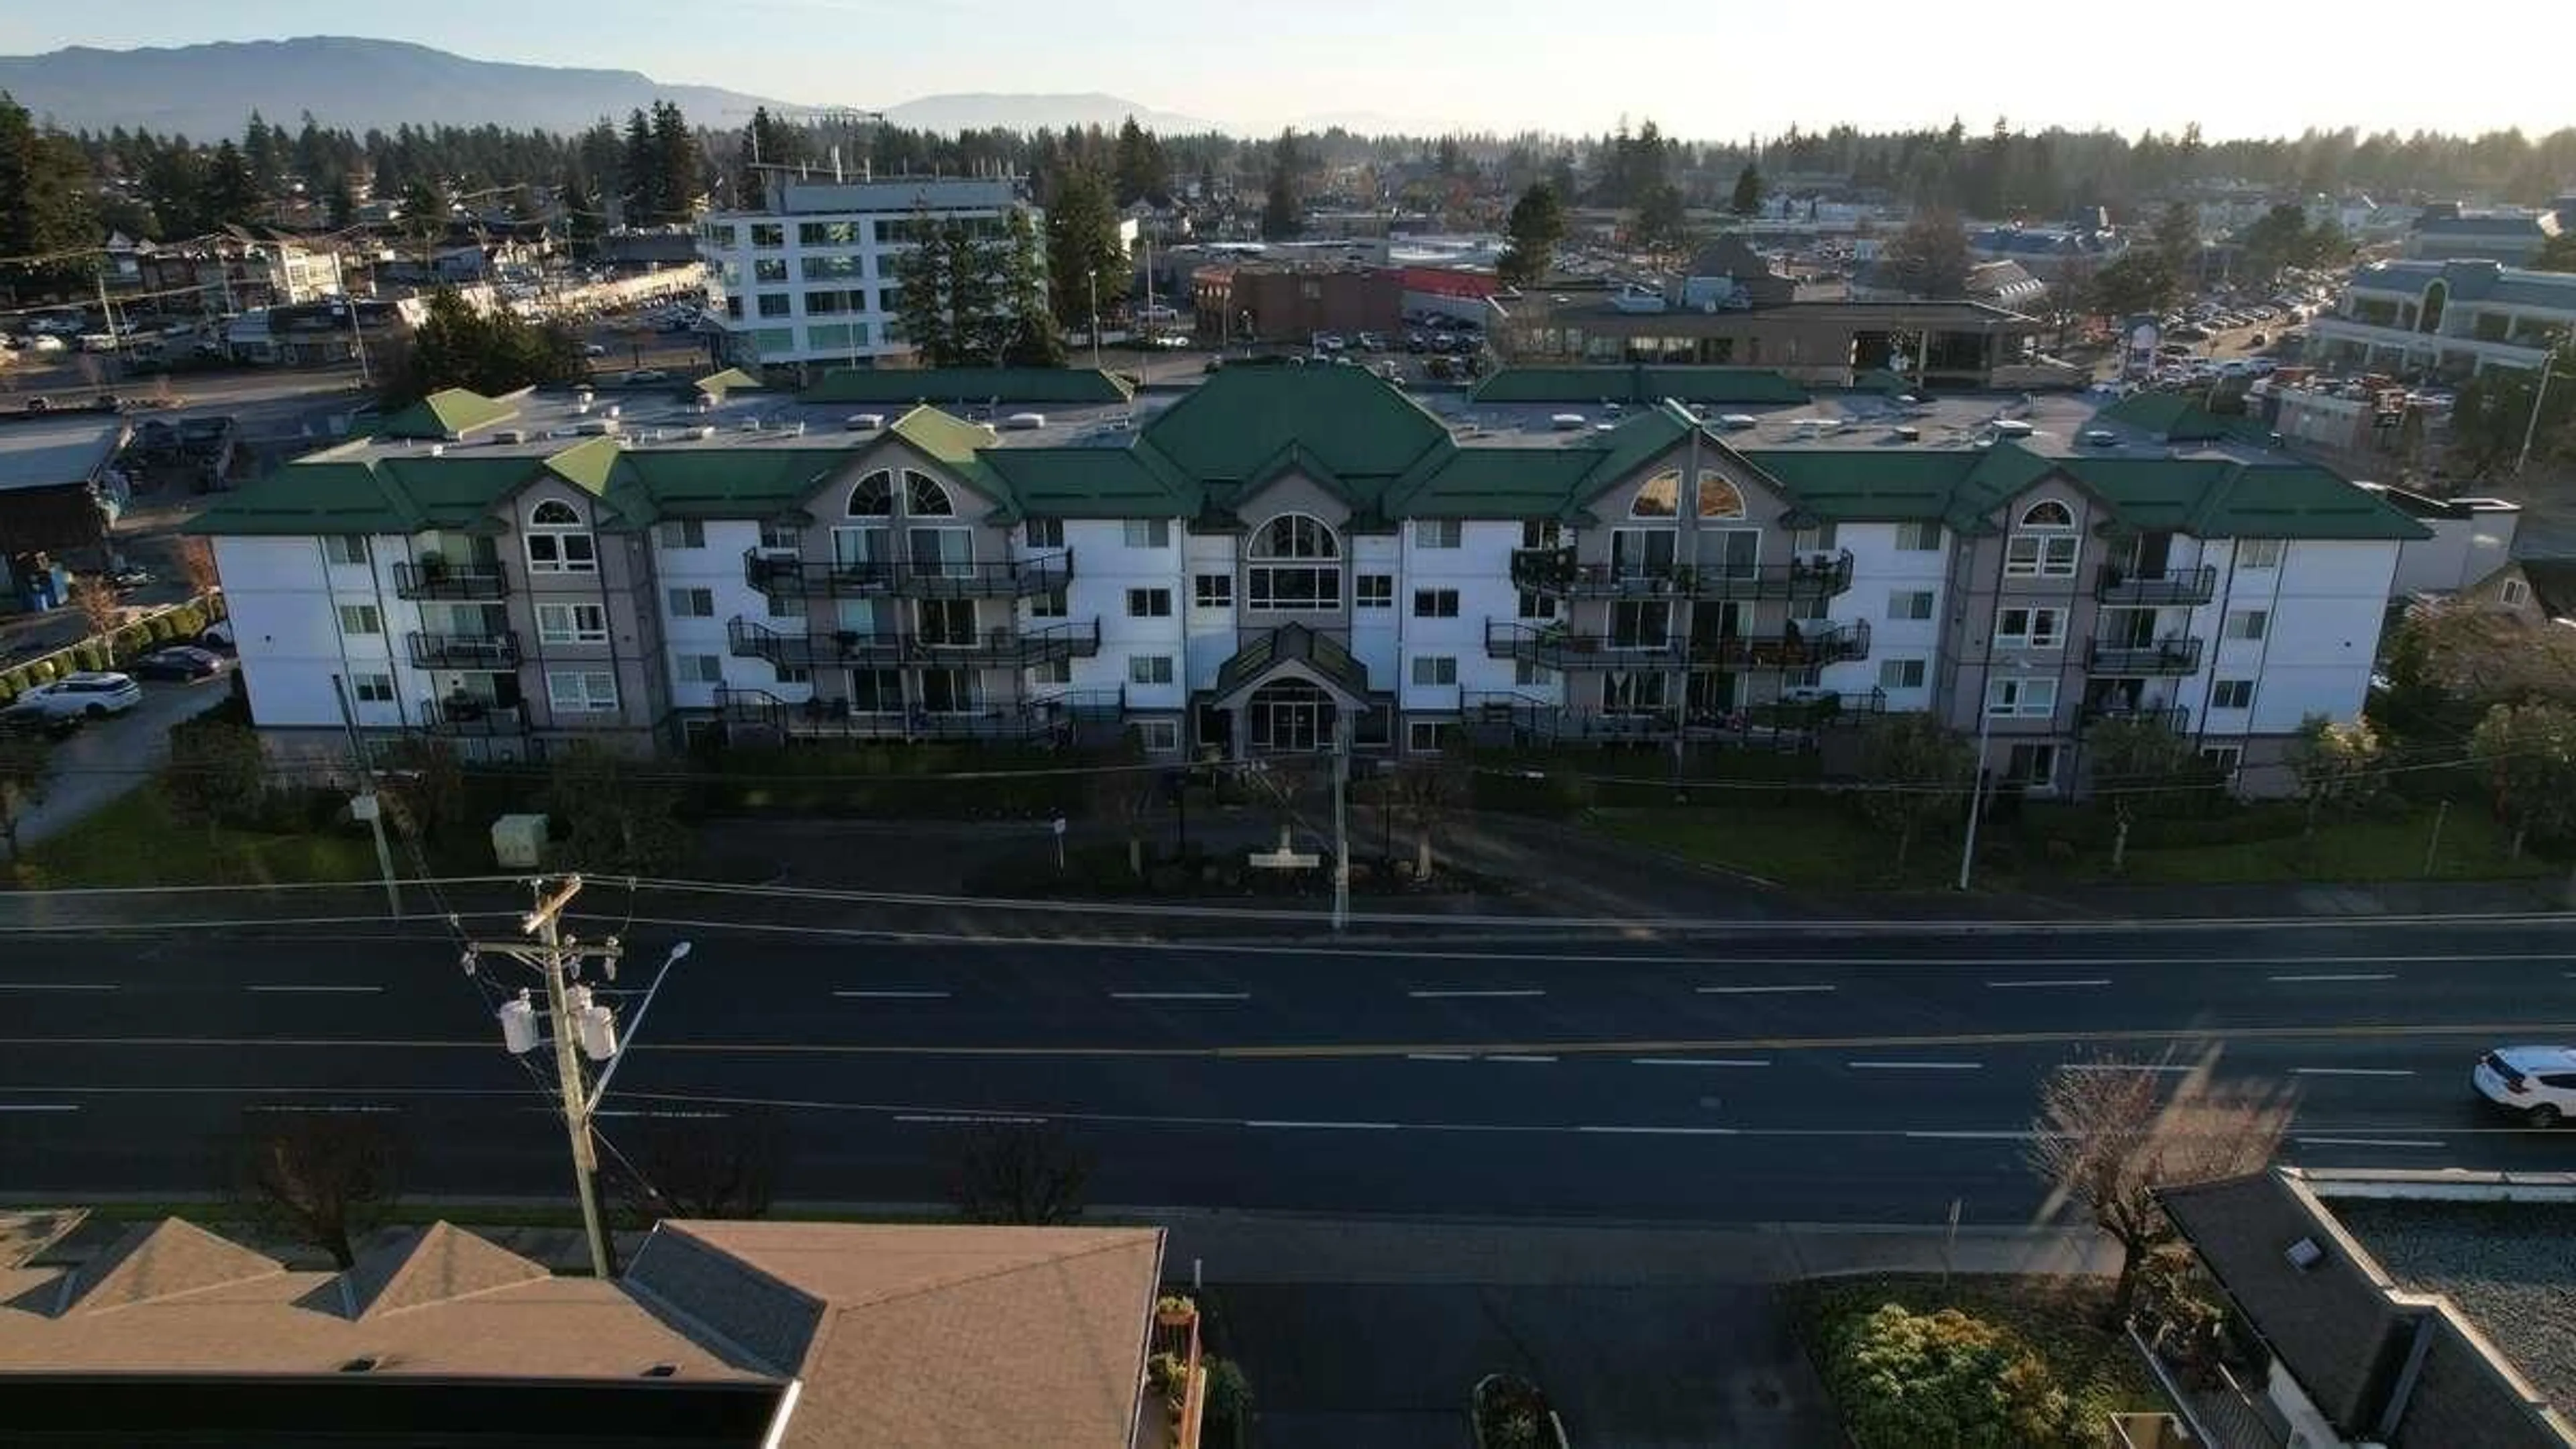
0;415;126;495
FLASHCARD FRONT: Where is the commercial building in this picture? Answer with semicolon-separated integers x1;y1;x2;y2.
2308;259;2576;379
0;1214;1199;1448
1187;262;1404;343
697;176;1041;371
2404;201;2575;266
190;364;2422;796
0;409;131;598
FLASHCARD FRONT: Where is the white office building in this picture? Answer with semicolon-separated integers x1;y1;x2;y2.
696;176;1040;371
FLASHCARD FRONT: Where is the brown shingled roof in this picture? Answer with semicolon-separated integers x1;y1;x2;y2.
48;1218;284;1318
336;1221;551;1320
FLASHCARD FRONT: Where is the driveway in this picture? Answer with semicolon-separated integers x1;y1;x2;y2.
14;676;235;848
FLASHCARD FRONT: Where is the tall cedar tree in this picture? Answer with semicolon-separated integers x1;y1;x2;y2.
650;101;699;223
1261;129;1301;240
1497;182;1564;289
395;286;586;403
1729;162;1765;217
1111;115;1169;207
620;109;657;223
0;94;102;288
1044;166;1126;330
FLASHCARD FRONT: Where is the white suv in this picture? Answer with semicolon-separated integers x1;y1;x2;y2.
2473;1046;2576;1127
11;671;143;720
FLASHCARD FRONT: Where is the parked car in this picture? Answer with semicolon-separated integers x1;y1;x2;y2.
0;702;83;741
129;645;227;682
582;343;609;358
622;368;669;384
105;565;155;592
196;621;237;654
9;672;142;720
2473;1046;2576;1126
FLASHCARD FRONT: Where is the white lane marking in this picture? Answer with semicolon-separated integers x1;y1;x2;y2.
1904;1130;2033;1140
1406;1053;1474;1062
2293;1067;2418;1077
2267;973;2397;983
245;984;383;994
833;989;953;1000
0;1104;79;1114
1849;1060;1984;1071
1986;978;2112;989
1487;1054;1558;1065
1246;1119;1403;1130
1578;1124;1741;1136
1407;988;1545;999
1633;1057;1772;1068
2298;1136;2447;1148
2058;1063;2196;1073
1109;991;1252;1002
0;983;117;991
1696;984;1837;996
893;1112;1049;1125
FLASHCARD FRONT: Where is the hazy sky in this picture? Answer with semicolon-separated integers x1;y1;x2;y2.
5;0;2569;142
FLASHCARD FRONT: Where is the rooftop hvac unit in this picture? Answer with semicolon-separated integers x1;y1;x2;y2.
787;421;806;436
739;418;765;432
490;429;527;445
606;405;621;420
1549;413;1586;430
692;425;716;441
846;413;885;431
1894;425;1921;441
1002;412;1048;430
427;443;445;457
497;993;539;1054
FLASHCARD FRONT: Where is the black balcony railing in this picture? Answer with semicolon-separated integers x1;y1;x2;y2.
726;616;1102;669
1509;547;1856;601
1459;687;1888;745
2086;635;2204;675
1483;618;1872;669
714;685;1125;743
407;631;522;669
2082;702;2192;732
2096;564;2217;606
420;698;529;735
393;559;510;600
742;549;1073;599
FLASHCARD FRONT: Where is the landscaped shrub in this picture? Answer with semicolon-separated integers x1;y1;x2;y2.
1825;1303;2070;1449
28;658;58;684
74;643;107;672
144;614;177;642
166;604;207;637
112;624;153;661
0;667;26;702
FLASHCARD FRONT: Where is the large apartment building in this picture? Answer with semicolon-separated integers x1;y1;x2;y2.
191;366;2425;796
2308;258;2576;380
697;176;1040;371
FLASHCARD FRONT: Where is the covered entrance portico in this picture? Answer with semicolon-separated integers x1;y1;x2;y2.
1199;623;1384;759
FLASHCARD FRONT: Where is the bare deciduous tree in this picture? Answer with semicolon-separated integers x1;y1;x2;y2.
947;1120;1091;1225
67;574;121;643
1390;755;1468;879
227;1109;404;1269
608;1108;786;1223
175;536;223;596
2027;1051;2293;1322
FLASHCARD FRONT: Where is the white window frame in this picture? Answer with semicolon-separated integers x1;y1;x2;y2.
1411;655;1458;686
677;653;723;684
1136;719;1181;752
758;520;802;552
1406;720;1450;753
2235;538;2284;571
658;519;706;549
1413;588;1460;619
537;602;609;645
1128;654;1175;686
2004;534;2080;578
2212;679;2256;710
1030;657;1072;686
323;534;368;566
525;500;597;575
336;602;382;637
1413;519;1463;549
1517;590;1558;621
546;669;619;714
1124;519;1171;549
1894;521;1941;551
1028;589;1069;620
1354;574;1395;608
1025;518;1065;550
2200;745;2244;773
2223;608;2270;641
1193;574;1234;609
667;587;716;619
1887;589;1935;621
1127;587;1173;619
1877;658;1927;690
1986;676;2058;718
1514;659;1556;688
1994;606;2066;651
352;672;395;704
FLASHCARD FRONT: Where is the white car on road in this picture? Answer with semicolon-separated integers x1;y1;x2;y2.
2473;1046;2576;1126
9;671;144;720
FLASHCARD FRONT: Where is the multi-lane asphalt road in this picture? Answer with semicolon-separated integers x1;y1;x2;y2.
1;891;2569;1224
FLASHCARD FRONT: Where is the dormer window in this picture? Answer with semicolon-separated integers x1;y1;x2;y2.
905;472;953;517
1631;472;1680;519
847;472;894;517
525;499;596;575
2005;500;2079;578
1695;475;1746;520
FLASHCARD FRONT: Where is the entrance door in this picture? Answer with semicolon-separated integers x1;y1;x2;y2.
1248;681;1330;753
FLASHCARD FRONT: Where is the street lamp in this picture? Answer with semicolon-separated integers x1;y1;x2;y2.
1957;661;2031;892
1086;269;1102;371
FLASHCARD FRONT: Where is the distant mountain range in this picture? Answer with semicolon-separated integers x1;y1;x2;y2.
0;38;1226;140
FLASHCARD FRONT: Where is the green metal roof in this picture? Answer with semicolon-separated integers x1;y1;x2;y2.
691;367;765;398
1470;366;1810;406
377;388;521;441
1210;623;1376;703
801;368;1134;405
2098;391;2265;443
1141;367;1448;494
979;447;1200;519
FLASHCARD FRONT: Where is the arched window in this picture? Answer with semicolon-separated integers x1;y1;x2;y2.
1695;474;1746;520
2007;499;2080;578
847;472;894;517
525;498;595;574
1246;513;1340;610
905;471;953;517
1631;472;1680;518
